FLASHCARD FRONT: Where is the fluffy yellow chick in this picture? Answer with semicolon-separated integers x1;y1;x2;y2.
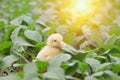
36;33;67;61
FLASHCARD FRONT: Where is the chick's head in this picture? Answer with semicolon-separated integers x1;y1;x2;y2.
47;33;67;48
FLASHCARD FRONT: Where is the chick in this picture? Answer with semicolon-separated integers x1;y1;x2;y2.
36;33;67;61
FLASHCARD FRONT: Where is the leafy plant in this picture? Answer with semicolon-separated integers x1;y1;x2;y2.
0;0;120;80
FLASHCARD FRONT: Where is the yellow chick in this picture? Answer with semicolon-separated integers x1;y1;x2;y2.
36;33;67;61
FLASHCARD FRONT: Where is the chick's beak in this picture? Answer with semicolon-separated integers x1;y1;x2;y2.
60;41;67;48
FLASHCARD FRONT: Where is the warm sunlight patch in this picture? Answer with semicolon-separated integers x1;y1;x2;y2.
73;0;93;14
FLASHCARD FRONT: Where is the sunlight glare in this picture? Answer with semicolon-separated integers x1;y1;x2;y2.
73;0;92;14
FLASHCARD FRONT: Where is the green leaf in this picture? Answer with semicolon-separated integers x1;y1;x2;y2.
105;35;118;45
35;60;48;73
49;54;71;68
85;76;98;80
35;42;46;48
43;28;55;37
0;20;5;30
65;76;80;80
96;63;112;72
44;21;59;36
35;42;46;52
43;54;71;80
85;58;100;71
17;72;24;79
62;45;75;54
91;71;104;77
110;55;120;63
0;41;13;52
43;68;65;80
91;29;102;46
23;62;38;80
0;58;3;69
79;62;88;74
104;70;120;80
109;28;120;35
10;26;33;46
24;30;42;42
64;32;76;44
10;27;22;40
62;45;88;55
2;25;16;41
112;64;120;73
13;37;34;46
0;75;21;80
2;55;18;69
65;62;79;75
10;15;33;26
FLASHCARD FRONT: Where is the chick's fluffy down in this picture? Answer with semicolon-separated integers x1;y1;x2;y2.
36;46;60;61
36;33;67;61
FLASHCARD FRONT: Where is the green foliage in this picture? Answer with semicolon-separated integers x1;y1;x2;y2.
0;0;32;21
23;62;38;80
0;0;120;80
64;32;76;45
0;41;13;53
24;30;42;42
43;54;71;80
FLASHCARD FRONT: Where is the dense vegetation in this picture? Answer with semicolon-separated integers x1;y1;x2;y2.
0;0;120;80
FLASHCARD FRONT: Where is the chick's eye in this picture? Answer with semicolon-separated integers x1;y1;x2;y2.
53;40;57;42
